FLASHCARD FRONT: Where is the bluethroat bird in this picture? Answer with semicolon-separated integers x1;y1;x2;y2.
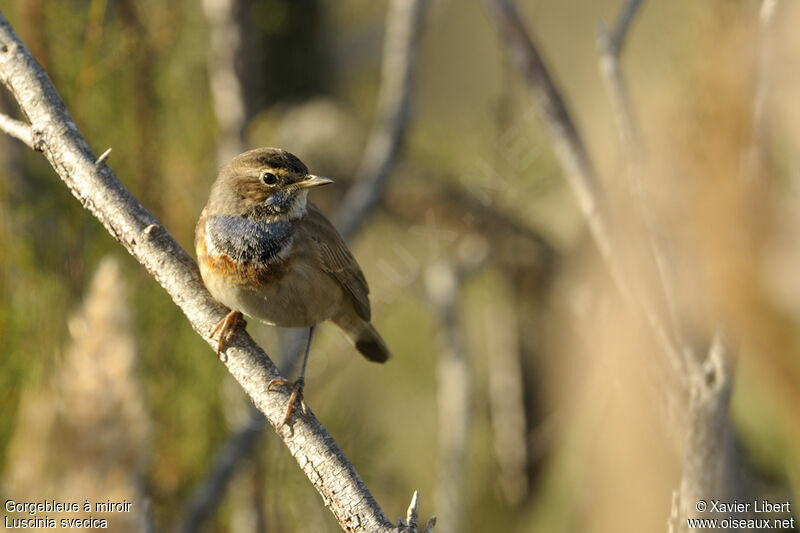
195;147;391;425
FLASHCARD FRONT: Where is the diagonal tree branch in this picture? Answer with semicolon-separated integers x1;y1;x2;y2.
0;11;419;533
482;0;688;381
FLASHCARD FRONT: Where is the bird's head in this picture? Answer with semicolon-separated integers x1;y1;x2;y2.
208;147;333;219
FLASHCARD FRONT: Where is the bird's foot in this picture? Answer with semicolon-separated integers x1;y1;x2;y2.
210;310;244;359
267;377;307;426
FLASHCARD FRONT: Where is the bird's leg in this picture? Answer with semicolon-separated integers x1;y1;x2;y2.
268;326;315;426
211;310;243;355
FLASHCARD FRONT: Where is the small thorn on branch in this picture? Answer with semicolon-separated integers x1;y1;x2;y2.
95;147;112;166
406;490;419;530
397;491;435;533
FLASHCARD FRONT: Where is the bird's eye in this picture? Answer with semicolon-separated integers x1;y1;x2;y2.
260;171;278;185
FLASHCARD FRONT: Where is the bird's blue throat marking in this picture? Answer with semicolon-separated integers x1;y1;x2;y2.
206;216;293;263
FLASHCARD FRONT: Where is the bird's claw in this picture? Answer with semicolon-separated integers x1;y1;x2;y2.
268;377;307;426
210;310;243;359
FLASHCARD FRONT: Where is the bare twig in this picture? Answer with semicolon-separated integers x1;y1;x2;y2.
0;11;399;532
334;0;427;241
747;0;780;177
605;0;644;57
483;282;528;505
203;0;247;164
179;406;265;533
596;1;685;353
0;111;32;147
424;261;470;533
482;0;687;380
596;0;643;160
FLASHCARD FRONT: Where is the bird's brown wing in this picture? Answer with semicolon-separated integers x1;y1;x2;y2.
304;203;371;321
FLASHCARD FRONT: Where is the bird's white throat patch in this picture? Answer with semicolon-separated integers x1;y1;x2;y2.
286;189;309;220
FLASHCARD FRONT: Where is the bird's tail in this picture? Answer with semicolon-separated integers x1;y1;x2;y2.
333;314;391;363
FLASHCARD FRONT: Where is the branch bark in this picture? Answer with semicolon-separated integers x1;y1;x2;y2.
482;0;687;381
0;11;408;533
675;333;739;533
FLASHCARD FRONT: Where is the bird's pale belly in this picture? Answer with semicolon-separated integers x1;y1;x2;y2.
199;251;344;328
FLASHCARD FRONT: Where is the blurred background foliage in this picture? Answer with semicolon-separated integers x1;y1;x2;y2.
1;0;800;532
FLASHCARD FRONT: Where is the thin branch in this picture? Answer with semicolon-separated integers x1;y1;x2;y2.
424;261;470;533
333;0;427;241
596;1;685;354
202;0;246;165
0;111;32;148
483;282;528;505
482;0;687;380
747;0;780;177
0;11;399;533
595;1;643;159
178;406;265;533
606;0;644;57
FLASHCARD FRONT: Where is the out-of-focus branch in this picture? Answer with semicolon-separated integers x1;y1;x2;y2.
747;0;780;177
0;12;405;532
334;0;427;241
482;0;687;380
178;406;265;533
675;333;740;533
424;261;470;533
596;1;684;351
596;0;643;160
203;0;247;164
383;173;556;282
603;0;644;57
483;281;528;506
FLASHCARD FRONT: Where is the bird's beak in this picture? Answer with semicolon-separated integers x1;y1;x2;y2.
295;174;334;189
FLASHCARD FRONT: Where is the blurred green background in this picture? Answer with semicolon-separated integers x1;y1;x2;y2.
2;1;800;532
